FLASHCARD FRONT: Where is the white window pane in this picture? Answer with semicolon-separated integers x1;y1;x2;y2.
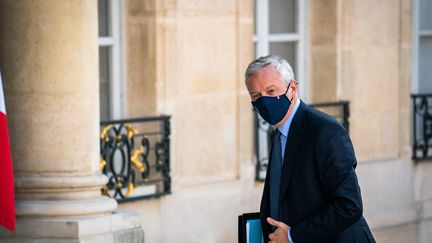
269;42;297;76
269;0;297;33
420;0;432;31
98;0;110;37
99;47;111;120
419;37;432;93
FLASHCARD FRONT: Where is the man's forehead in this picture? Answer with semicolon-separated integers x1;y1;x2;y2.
248;81;282;94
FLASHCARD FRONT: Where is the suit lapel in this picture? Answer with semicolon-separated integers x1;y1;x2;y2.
279;102;306;204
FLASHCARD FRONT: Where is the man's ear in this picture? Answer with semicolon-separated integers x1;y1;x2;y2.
288;80;296;93
290;79;297;89
289;79;297;102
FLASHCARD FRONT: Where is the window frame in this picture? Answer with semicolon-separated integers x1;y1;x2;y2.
98;0;125;120
413;0;419;93
412;0;432;93
411;0;432;161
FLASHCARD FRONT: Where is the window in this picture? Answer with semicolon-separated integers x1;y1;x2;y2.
411;0;432;161
253;0;308;180
98;0;124;120
413;0;432;93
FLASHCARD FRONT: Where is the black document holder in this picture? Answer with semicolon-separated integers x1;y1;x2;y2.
238;212;261;243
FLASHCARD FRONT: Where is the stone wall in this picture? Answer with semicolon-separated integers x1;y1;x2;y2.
118;0;432;242
120;0;257;242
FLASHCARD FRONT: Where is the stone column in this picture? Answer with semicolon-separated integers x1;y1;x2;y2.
0;0;143;242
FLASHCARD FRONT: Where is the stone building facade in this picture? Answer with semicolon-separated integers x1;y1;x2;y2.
0;0;431;242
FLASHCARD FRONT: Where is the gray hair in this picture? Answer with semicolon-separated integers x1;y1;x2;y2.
244;55;295;86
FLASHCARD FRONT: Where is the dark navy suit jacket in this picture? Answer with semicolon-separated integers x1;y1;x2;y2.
260;101;375;243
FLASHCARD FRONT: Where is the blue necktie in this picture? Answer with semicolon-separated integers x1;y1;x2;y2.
270;129;282;221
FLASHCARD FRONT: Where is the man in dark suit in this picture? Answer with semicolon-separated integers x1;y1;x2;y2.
245;55;375;243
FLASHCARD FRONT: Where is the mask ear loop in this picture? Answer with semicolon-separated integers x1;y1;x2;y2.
284;82;293;102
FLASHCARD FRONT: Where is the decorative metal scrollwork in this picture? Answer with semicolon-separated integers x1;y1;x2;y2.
412;94;432;161
254;101;350;181
100;116;171;202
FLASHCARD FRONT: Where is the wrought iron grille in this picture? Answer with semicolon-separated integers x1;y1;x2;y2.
255;101;350;181
411;94;432;161
100;115;171;202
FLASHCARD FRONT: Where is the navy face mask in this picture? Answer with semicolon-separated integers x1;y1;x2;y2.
252;84;291;125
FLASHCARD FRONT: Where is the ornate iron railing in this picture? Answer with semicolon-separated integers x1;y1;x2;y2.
100;115;171;202
255;101;350;181
411;94;432;161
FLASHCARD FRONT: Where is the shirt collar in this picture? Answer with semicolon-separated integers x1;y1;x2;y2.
277;97;301;137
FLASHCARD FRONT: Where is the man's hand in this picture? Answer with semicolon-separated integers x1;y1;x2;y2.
267;217;291;243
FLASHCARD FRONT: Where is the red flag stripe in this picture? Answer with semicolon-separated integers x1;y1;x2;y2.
0;110;15;231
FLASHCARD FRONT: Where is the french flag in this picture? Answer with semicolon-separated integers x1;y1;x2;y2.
0;71;15;231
